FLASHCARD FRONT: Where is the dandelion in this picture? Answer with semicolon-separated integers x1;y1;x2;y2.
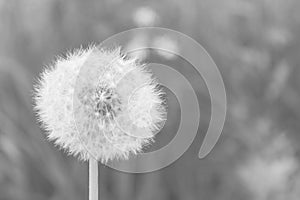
34;45;166;200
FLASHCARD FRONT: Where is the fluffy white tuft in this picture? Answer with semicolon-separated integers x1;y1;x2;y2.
34;45;166;163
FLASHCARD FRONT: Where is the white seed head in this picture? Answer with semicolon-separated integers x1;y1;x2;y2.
34;45;166;163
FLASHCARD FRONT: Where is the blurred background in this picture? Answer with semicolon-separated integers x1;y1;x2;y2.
1;0;300;199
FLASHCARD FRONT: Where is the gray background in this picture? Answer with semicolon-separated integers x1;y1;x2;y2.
1;0;300;200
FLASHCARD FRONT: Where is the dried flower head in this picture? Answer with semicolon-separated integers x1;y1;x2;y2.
34;45;166;163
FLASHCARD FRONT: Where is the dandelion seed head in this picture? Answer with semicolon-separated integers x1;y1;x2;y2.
34;45;166;163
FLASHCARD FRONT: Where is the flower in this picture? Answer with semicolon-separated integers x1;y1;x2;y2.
34;45;166;163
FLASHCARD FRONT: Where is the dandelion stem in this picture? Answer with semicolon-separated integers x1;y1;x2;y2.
89;158;98;200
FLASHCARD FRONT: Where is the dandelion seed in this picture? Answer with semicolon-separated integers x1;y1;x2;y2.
34;45;166;163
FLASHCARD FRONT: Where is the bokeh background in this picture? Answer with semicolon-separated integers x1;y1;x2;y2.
1;0;300;199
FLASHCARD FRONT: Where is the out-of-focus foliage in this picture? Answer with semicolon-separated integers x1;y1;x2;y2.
1;0;300;200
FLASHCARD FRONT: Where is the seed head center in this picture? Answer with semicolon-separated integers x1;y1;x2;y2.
93;84;121;121
78;83;122;123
